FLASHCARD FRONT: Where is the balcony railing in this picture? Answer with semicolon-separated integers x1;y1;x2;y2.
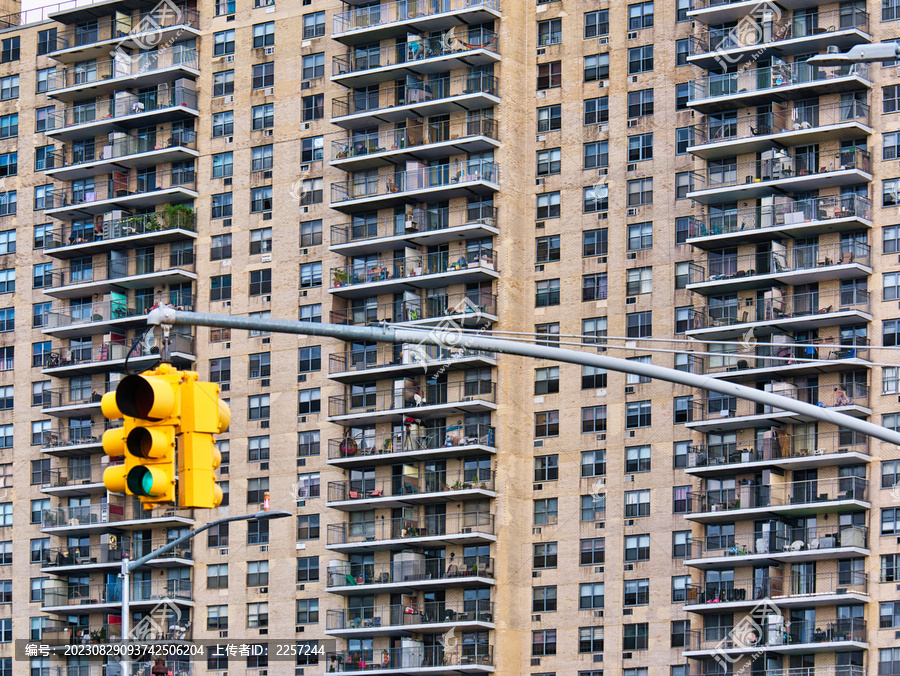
46;251;195;289
332;204;496;247
686;571;866;605
690;148;871;193
45;296;194;331
687;618;866;651
327;555;493;587
688;525;868;560
333;0;499;35
689;382;869;423
46;211;196;251
333;117;497;161
42;502;191;529
689;289;871;332
327;645;493;671
702;338;869;375
330;345;494;375
47;87;198;131
688;477;868;514
692;101;870;149
688;241;870;286
331;246;496;288
42;538;191;568
43;459;120;489
687;195;871;240
51;6;199;50
332;73;498;119
48;130;197;169
330;424;496;460
694;668;863;676
329;380;496;417
327;512;494;545
688;62;870;103
40;334;195;370
327;600;494;631
43;382;110;409
328;470;495;502
688;430;869;468
331;161;499;204
47;47;200;92
333;29;499;76
40;621;122;646
45;169;197;211
331;291;497;325
43;579;191;608
41;421;120;450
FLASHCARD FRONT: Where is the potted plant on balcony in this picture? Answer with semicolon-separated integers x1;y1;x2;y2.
333;268;349;287
161;204;195;230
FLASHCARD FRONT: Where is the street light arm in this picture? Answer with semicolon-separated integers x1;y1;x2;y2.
807;42;900;65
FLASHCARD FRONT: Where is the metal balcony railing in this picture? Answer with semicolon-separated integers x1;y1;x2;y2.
47;87;198;131
687;618;866;651
51;7;199;50
689;241;870;285
42;538;191;568
690;148;871;193
42;502;191;529
331;246;496;288
41;421;119;449
327;600;494;631
328;470;495;502
45;296;194;330
43;579;191;608
330;424;495;460
702;338;869;375
48;130;197;169
43;382;111;409
327;555;493;587
686;571;866;605
690;288;871;331
688;62;870;103
333;29;498;77
40;333;195;370
44;461;118;489
330;345;493;374
331;291;497;325
333;117;497;161
332;204;497;247
688;430;869;468
46;210;196;251
688;525;868;560
693;668;863;676
327;512;494;545
331;161;499;204
327;645;493;671
333;0;499;35
332;73;498;119
40;620;122;646
687;195;871;239
47;47;200;92
46;250;196;289
692;101;870;148
688;477;868;514
45;169;197;210
329;379;496;417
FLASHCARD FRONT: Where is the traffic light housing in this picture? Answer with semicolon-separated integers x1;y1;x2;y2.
177;376;230;509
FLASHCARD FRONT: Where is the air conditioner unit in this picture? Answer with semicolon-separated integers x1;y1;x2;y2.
301;123;311;130
461;527;472;533
264;129;274;137
264;87;274;96
594;610;604;617
599;37;609;45
627;163;637;171
598;81;605;88
224;177;233;186
598;124;608;132
595;566;604;573
626;208;638;216
259;587;268;594
220;548;228;555
223;218;232;227
265;47;275;55
298;416;307;423
300;164;310;172
264;295;271;302
536;91;546;99
599;168;608;175
625;386;635;394
598;211;608;219
624;564;634;571
626;252;637;260
221;383;230;391
259;545;268;553
625;519;635;526
595;477;606;486
597;256;607;263
296;584;305;591
260;420;269;428
627;119;639;128
225;55;234;63
627;31;637;39
224;96;233;103
226;136;233;143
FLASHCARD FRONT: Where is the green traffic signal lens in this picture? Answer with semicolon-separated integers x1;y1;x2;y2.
127;466;167;498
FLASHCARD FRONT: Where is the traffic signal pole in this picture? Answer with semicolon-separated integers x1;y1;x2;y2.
147;308;900;448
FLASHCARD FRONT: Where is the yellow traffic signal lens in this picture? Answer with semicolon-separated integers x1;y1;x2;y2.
115;374;176;420
126;426;174;459
103;464;128;494
100;392;123;420
127;465;171;498
101;428;125;457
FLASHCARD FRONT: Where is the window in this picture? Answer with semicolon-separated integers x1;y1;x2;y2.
213;29;235;56
0;76;17;101
248;394;270;421
626;267;652;295
626;400;652;428
297;514;320;540
625;534;650;561
30;538;48;561
535;279;560;307
536;322;559;346
677;0;693;20
885;0;900;20
583;317;607;344
247;602;268;628
584;97;609;125
578;627;604;655
213;70;234;97
534;454;559;481
209;357;230;384
625;445;651;473
674;395;694;423
36;69;52;94
0;230;13;254
582;365;607;389
584;140;608;169
537;61;562;90
628;89;654;118
676;82;690;110
884;554;900;582
208;605;228;630
584;54;609;82
247;478;269;506
253;22;275;48
582;405;607;433
581;450;606;477
882;648;900;676
534;367;559;395
302;94;324;122
625;490;651;517
628;45;654;74
213;111;234;137
302;53;325;80
207;564;228;589
628;178;653;206
532;630;556;656
298;430;320;456
886;86;900;114
216;0;235;14
583;185;608;213
298;346;321;373
583;273;608;301
626;222;652;251
533;586;557;612
536;235;560;263
673;530;692;558
628;133;653;162
249;269;271;296
628;1;654;28
210;274;231;301
211;193;233;219
675;261;691;288
538;19;562;46
672;575;691;602
672;620;690;648
579;582;605;609
538;105;561;132
537;148;561;177
296;598;319;624
0;191;15;215
580;229;608;258
883;507;900;535
299;303;322;323
580;538;605;565
534;498;558;525
624;578;650;606
30;499;48;524
30;458;48;484
251;103;274;131
251;186;273;213
210;234;231;261
536;192;560;220
627;311;652;338
251;62;275;90
248;436;269;462
585;10;609;38
1;37;19;63
34;224;50;250
211;152;233;179
533;542;557;569
885;272;900;301
301;136;324;163
303;11;326;38
884;367;899;395
300;219;323;247
582;493;605;521
37;28;57;55
300;177;323;205
247;560;268;587
673;486;691;513
298;388;321;415
299;262;322;288
676;172;694;199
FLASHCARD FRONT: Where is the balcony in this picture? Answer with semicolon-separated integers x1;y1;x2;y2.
686;242;871;295
686;289;871;340
686;477;869;523
332;73;499;128
685;382;870;433
687;8;871;70
329;424;496;468
332;29;499;88
41;382;109;417
41;503;193;535
326;600;494;637
327;512;495;551
42;579;191;614
40;459;117;497
47;47;200;102
687;149;872;204
688;62;870;113
701;339;870;382
41;421;118;456
688;0;837;25
328;380;497;424
685;571;867;611
44;250;196;299
326;646;493;673
685;618;866;656
40;333;195;377
332;118;498;171
329;345;496;383
327;556;494;594
330;161;499;212
41;538;192;573
46;130;199;181
330;246;498;298
331;291;498;328
43;296;195;339
685;526;869;569
331;204;498;256
40;620;122;648
689;101;871;160
687;430;869;477
45;170;198;219
46;87;199;141
48;7;200;63
333;0;500;45
327;470;496;510
685;195;871;249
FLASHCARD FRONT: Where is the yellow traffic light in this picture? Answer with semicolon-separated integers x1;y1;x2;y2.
177;377;230;509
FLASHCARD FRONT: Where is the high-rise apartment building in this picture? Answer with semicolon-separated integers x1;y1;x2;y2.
0;0;897;673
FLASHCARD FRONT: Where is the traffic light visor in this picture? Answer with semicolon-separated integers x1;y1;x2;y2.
115;374;176;420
